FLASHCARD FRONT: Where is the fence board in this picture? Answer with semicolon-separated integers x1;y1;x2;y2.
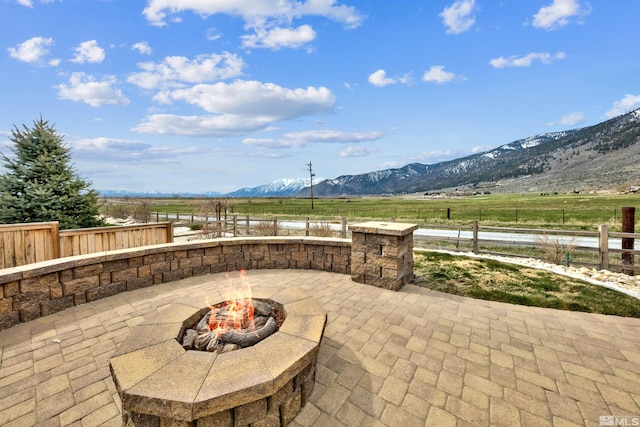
0;222;59;268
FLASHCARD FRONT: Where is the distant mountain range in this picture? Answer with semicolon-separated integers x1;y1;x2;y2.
297;108;640;196
225;178;321;197
99;109;640;198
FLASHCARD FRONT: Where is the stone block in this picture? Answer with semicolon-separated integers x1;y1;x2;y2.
73;264;103;279
234;398;268;426
50;284;63;299
41;295;74;316
103;259;128;273
86;282;125;302
0;311;19;330
0;297;13;314
19;303;41;322
179;257;203;269
3;281;19;297
62;275;100;295
144;253;166;264
149;261;171;276
112;267;138;282
198;410;232;427
20;272;59;293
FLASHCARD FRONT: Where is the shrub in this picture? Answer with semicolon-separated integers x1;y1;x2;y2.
535;234;576;264
309;221;333;237
254;220;279;236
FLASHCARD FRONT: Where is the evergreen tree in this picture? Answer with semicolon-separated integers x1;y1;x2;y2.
0;118;104;229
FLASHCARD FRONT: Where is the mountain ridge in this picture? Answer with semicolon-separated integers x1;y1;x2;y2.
298;109;640;196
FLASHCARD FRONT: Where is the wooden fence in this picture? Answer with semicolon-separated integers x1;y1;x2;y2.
0;222;60;269
413;221;640;274
0;222;173;268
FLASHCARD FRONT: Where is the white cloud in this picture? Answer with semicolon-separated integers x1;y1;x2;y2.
604;94;640;119
532;0;589;30
546;112;585;126
283;129;383;144
490;51;566;68
132;41;152;55
422;65;457;84
134;80;335;136
132;114;273;136
7;36;53;63
242;129;383;149
142;0;364;29
17;0;58;6
71;40;105;64
368;69;396;87
242;138;293;148
241;24;316;50
71;137;205;162
165;80;335;119
340;146;378;157
55;72;130;107
127;52;245;89
440;0;476;34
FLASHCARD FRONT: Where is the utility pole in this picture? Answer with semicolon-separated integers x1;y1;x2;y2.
307;161;315;210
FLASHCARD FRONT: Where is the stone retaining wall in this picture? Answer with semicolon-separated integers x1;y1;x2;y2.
0;236;351;331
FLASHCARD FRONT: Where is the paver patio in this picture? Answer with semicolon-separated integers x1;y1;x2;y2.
1;269;639;426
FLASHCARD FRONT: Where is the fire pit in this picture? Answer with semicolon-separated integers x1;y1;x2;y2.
109;279;326;427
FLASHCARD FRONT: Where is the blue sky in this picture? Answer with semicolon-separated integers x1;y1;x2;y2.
1;0;639;194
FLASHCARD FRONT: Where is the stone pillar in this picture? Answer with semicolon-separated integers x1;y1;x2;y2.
349;221;418;291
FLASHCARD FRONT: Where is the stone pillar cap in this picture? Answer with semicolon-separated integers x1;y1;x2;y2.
349;221;418;236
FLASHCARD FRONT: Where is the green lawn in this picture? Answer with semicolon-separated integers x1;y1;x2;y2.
413;251;640;318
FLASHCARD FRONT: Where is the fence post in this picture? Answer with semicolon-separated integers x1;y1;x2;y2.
233;215;238;237
599;224;609;270
166;222;174;243
341;217;347;238
52;221;60;259
305;217;310;237
246;215;250;235
622;207;635;274
273;218;278;236
472;220;479;254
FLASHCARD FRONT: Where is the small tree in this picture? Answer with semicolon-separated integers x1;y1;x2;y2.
0;118;104;229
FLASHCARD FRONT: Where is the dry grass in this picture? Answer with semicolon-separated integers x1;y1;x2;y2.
309;221;333;237
535;234;576;264
253;220;279;236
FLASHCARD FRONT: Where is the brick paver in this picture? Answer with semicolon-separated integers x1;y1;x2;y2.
1;269;640;426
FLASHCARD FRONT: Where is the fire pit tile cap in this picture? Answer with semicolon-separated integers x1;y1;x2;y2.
113;323;183;357
193;347;274;418
253;331;320;391
279;313;326;343
142;303;203;326
283;297;326;317
125;351;217;421
110;339;184;393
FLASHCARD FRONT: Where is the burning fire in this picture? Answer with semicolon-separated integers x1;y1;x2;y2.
208;269;256;334
183;269;279;353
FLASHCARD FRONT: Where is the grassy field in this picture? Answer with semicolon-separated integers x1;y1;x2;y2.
413;251;640;318
104;192;640;231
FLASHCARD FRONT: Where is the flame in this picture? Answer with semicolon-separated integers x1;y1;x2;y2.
208;269;255;334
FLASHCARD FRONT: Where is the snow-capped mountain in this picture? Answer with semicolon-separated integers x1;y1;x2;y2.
226;177;324;197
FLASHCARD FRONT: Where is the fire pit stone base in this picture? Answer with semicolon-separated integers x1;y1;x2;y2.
110;285;326;427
